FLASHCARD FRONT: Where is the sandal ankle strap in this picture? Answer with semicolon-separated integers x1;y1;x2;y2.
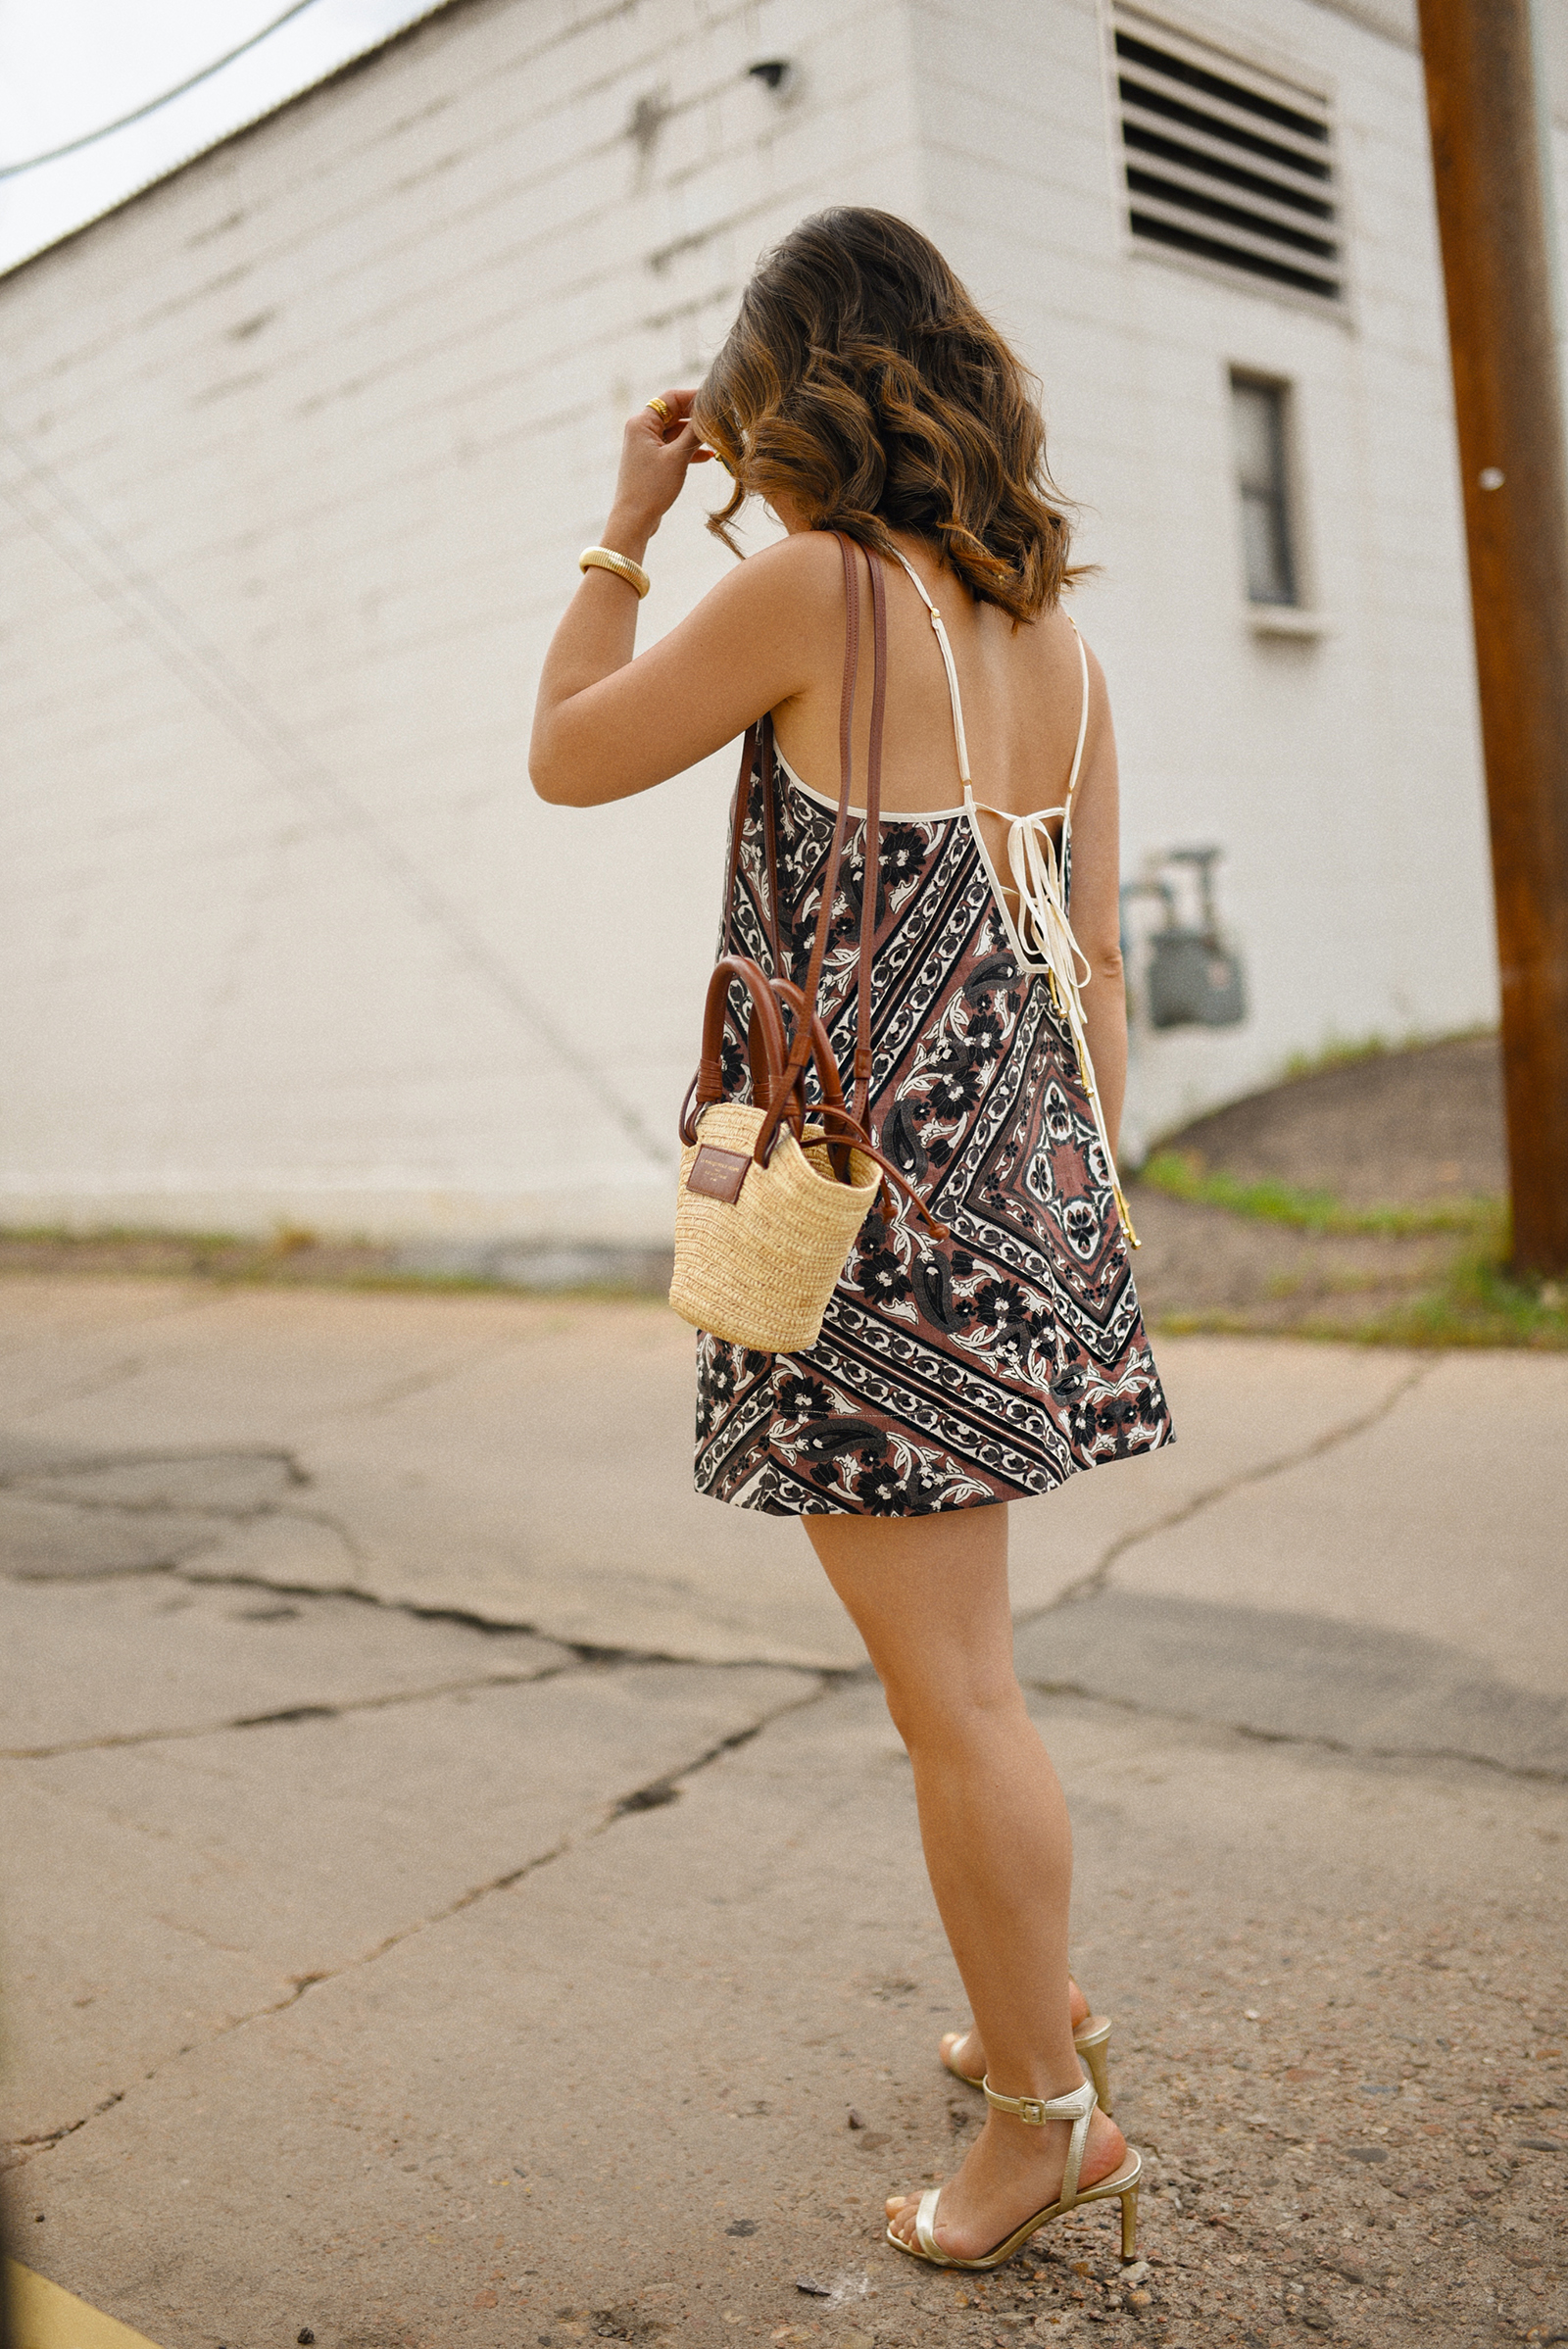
981;2076;1097;2127
982;2074;1097;2210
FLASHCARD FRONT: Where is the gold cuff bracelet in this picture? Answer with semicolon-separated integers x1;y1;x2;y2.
579;546;650;599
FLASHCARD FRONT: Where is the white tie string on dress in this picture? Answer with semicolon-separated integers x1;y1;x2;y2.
884;547;1140;1248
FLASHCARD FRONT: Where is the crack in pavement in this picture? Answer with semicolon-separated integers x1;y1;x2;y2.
1015;1353;1439;1624
162;1561;870;1680
1;1440;381;1588
0;1660;583;1758
1;1670;834;2173
7;2088;124;2157
998;1360;1560;1781
0;1504;372;1587
183;1500;373;1564
1013;1673;1568;1785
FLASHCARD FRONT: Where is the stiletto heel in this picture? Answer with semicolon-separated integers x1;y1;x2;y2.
887;2076;1143;2273
942;2003;1115;2116
1120;2181;1139;2262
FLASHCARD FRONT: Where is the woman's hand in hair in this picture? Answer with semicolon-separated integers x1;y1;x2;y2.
529;527;845;807
604;389;712;556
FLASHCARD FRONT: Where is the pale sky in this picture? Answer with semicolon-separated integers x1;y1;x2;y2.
0;0;449;277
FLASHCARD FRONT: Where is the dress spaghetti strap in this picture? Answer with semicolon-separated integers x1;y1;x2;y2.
883;544;974;784
1061;621;1091;822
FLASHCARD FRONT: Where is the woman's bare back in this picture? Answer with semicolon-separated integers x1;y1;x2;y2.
770;526;1096;827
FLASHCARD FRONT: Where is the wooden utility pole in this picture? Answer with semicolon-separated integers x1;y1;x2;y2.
1417;0;1568;1277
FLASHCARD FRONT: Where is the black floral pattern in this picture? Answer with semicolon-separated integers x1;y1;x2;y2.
776;1373;832;1420
965;1008;1005;1058
855;1456;907;1513
929;1065;983;1117
879;825;927;887
973;1278;1030;1328
857;1245;912;1307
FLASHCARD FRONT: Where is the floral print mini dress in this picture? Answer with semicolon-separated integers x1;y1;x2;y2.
694;552;1172;1517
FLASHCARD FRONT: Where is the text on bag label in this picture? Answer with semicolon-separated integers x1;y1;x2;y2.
687;1145;751;1204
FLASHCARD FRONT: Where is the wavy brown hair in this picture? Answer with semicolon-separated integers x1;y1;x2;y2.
693;209;1077;623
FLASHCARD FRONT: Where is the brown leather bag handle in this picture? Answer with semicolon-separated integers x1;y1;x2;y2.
768;974;852;1181
767;978;848;1115
716;531;875;1116
766;975;944;1234
680;958;855;1150
681;954;797;1146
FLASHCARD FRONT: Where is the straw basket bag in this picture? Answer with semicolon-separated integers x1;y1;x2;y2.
670;964;883;1351
669;538;945;1355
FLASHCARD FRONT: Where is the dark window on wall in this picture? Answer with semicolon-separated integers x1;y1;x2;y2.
1231;375;1297;606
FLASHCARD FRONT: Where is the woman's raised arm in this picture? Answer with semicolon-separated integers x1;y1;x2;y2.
528;389;832;807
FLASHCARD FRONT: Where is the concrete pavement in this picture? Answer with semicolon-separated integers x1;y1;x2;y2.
3;1281;1563;1701
2;1278;1565;2349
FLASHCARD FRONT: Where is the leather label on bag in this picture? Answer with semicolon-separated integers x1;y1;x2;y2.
688;1145;751;1205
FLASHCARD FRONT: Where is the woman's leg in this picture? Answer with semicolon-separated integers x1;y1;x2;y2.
806;1502;1125;2259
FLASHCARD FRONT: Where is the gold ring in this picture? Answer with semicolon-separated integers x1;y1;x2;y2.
646;395;672;424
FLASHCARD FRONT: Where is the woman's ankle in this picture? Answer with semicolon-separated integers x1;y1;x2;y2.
980;2051;1087;2104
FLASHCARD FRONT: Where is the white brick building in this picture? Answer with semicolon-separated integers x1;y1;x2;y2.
3;0;1565;1247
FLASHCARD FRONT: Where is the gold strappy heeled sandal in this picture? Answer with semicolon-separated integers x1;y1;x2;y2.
887;2076;1141;2274
942;2011;1114;2113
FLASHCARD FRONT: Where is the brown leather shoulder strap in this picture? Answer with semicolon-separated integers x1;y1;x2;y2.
721;723;757;928
755;539;886;1137
850;552;887;1128
752;530;865;1163
760;713;782;972
720;717;785;976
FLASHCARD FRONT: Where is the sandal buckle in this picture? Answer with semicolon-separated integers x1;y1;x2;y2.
1015;2096;1047;2126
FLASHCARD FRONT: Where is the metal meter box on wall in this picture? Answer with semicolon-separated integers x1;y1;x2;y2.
1125;848;1249;1031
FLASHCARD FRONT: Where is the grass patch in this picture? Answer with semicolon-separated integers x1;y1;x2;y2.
1139;1150;1499;1238
1280;1032;1393;1083
1274;1023;1495;1088
1348;1231;1568;1350
1148;1213;1568;1351
0;1224;674;1304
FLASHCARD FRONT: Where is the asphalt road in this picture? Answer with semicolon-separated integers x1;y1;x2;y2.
2;1279;1565;2349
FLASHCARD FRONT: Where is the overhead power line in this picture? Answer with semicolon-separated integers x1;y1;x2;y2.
0;0;326;179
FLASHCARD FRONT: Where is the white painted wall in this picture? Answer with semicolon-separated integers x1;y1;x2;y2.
0;0;1558;1240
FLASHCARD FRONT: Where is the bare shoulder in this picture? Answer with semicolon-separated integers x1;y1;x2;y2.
694;527;852;631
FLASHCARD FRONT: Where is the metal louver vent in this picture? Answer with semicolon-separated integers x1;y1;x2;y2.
1113;12;1342;304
